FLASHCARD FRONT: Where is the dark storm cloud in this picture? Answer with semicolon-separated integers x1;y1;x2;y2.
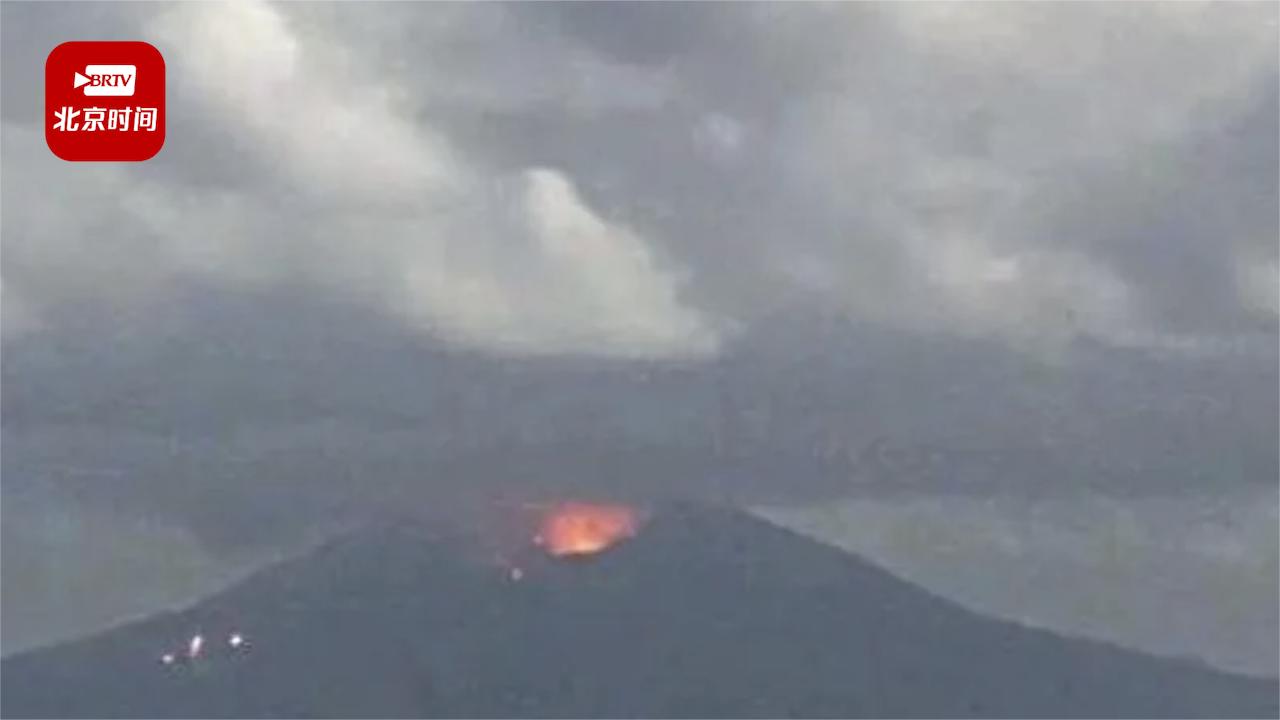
4;0;1278;537
6;2;1276;347
4;288;1275;553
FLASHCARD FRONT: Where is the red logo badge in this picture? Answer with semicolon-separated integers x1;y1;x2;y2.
45;41;165;162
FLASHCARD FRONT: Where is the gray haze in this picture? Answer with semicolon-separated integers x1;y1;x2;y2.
2;2;1277;676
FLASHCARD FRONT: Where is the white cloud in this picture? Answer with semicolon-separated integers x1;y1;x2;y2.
152;0;461;205
1;2;1273;357
1238;255;1279;317
2;1;720;360
769;2;1277;349
389;168;722;358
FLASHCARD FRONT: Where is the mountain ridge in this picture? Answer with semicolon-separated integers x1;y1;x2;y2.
4;502;1276;718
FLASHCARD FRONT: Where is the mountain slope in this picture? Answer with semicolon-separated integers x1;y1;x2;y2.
3;503;1276;718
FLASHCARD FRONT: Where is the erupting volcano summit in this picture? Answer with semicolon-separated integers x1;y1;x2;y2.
533;501;640;557
3;503;1275;718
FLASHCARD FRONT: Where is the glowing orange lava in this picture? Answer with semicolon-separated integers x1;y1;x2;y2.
535;502;639;557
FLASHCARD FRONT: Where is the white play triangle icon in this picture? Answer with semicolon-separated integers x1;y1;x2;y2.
73;71;89;89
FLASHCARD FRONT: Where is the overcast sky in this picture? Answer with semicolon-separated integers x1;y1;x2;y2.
2;2;1277;676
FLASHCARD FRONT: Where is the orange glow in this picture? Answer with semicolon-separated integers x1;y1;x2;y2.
536;502;639;557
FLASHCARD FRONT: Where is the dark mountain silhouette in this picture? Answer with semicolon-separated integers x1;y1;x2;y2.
3;503;1276;718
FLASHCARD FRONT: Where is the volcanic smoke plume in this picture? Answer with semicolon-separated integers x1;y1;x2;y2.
533;502;640;557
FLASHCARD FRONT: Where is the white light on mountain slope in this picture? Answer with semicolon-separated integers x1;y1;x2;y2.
187;634;204;659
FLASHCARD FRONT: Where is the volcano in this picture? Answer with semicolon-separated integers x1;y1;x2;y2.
3;503;1276;718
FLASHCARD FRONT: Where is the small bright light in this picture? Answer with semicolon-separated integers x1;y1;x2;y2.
187;634;204;659
228;632;245;648
160;653;176;665
509;567;524;582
